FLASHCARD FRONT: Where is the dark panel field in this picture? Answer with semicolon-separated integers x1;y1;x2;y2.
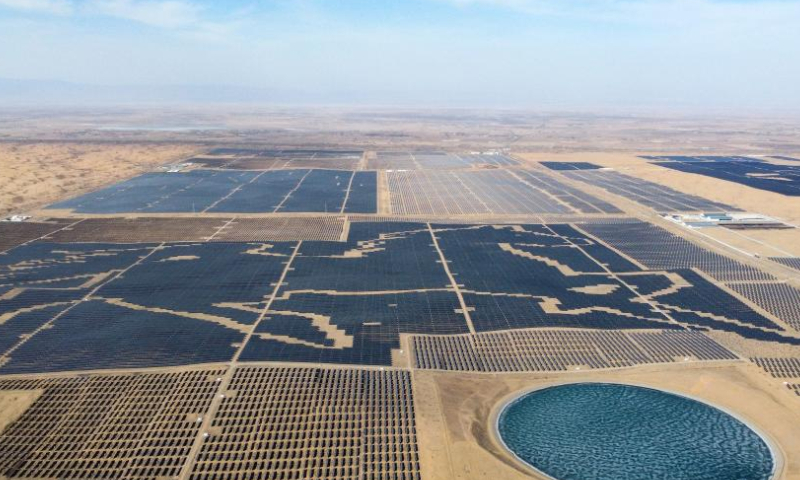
206;169;304;212
277;169;351;213
241;291;466;365
653;160;800;196
0;299;245;373
540;161;602;170
48;168;376;214
1;222;793;373
581;221;772;282
343;170;378;213
562;169;737;212
641;156;763;163
0;242;293;373
50;170;257;213
287;222;447;291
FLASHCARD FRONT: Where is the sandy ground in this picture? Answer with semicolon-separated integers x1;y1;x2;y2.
413;361;800;480
0;142;201;217
0;390;42;433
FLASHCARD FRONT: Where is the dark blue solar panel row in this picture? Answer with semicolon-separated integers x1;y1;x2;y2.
277;169;351;213
241;221;465;365
624;270;789;338
0;243;155;289
241;291;467;366
0;290;83;354
464;293;675;332
0;242;294;374
144;171;255;213
97;242;294;325
653;160;800;196
729;283;800;332
540;161;603;171
640;156;763;163
0;243;156;360
581;222;772;282
546;224;640;272
562;170;738;213
48;168;377;213
207;169;305;213
0;300;245;373
1;222;793;373
50;170;257;213
288;222;447;292
343;171;378;213
430;224;667;332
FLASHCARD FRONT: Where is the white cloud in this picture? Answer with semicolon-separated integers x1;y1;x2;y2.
0;0;239;34
85;0;203;28
0;0;72;15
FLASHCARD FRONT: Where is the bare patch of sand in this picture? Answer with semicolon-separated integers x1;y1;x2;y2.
0;389;42;433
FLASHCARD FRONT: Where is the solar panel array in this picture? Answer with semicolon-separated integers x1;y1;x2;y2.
640;156;763;163
728;283;800;331
0;368;224;479
369;151;516;170
514;170;622;213
387;170;620;215
412;329;736;372
562;169;737;212
3;221;797;374
48;169;377;214
651;159;800;196
0;242;292;374
193;149;364;170
581;221;772;282
0;218;76;253
770;257;800;272
751;357;800;378
189;367;419;480
41;217;346;243
540;161;603;171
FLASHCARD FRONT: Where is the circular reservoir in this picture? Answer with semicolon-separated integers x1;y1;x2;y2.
497;383;775;480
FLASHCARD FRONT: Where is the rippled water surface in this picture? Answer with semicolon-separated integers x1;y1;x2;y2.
498;383;774;480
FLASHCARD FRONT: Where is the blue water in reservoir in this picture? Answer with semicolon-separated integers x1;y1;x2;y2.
498;383;774;480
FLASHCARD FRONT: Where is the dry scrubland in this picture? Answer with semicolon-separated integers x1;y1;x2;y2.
0;143;201;216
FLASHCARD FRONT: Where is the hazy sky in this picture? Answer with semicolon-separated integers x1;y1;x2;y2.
1;0;800;108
